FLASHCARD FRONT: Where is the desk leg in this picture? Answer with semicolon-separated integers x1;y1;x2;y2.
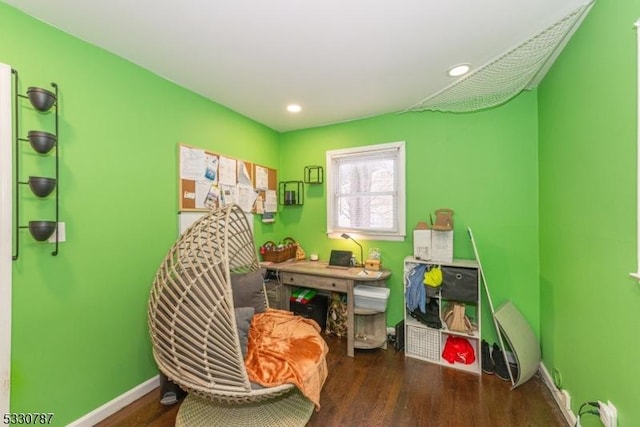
346;283;354;357
282;284;292;311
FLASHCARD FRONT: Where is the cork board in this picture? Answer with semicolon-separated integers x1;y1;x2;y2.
178;143;276;213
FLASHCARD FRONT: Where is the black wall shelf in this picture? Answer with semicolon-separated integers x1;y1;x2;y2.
278;181;304;206
304;165;324;184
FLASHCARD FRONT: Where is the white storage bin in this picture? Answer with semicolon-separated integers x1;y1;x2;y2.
431;230;453;263
354;285;390;311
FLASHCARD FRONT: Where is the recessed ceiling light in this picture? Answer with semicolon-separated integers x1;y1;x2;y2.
286;104;302;113
447;64;471;77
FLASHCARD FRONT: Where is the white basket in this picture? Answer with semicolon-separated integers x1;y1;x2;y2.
406;325;440;362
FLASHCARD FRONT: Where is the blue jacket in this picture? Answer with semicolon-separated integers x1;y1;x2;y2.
405;264;427;313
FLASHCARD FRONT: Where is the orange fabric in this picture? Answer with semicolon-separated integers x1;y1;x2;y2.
245;309;328;410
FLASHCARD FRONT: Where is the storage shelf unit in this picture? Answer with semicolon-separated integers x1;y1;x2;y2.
403;256;481;374
354;285;389;350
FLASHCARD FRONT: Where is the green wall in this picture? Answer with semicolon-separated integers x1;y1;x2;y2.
1;3;279;425
538;0;639;425
278;95;540;339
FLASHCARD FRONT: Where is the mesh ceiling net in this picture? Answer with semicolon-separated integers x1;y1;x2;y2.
405;2;594;113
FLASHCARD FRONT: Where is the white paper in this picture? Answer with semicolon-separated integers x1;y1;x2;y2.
238;162;252;185
218;156;237;185
237;184;258;212
180;146;205;180
255;165;268;190
220;184;236;206
255;195;264;214
195;180;211;208
264;190;277;213
204;153;219;183
204;183;220;209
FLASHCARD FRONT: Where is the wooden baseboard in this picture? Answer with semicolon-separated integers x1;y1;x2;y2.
67;375;159;427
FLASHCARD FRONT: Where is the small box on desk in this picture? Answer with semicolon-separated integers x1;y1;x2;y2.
364;259;381;271
290;291;328;332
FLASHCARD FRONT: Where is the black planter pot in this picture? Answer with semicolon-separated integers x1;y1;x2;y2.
27;130;56;154
28;221;56;241
27;87;56;112
28;176;56;198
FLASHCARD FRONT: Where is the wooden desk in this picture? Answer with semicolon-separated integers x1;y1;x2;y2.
263;260;391;357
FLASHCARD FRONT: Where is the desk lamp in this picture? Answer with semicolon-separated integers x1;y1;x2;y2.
341;233;364;269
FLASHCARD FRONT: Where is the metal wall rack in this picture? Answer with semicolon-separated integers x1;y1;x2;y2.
12;69;60;260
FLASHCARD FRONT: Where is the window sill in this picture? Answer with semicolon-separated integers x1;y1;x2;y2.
327;231;405;242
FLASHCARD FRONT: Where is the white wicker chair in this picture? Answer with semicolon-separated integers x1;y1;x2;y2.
148;204;315;426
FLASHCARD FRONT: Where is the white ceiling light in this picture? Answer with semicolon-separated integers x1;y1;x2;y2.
447;64;471;77
286;104;302;113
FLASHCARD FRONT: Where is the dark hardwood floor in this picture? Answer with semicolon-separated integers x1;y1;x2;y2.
97;335;564;427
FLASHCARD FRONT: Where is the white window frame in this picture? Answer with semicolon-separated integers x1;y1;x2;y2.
326;141;406;241
0;63;12;416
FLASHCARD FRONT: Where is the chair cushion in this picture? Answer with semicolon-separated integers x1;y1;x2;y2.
231;270;266;313
234;307;255;358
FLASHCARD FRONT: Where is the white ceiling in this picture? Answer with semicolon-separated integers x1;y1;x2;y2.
3;0;592;131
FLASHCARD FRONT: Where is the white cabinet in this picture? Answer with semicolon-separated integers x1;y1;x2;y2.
403;256;481;374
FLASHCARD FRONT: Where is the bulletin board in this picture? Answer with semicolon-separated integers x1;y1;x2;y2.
178;143;277;214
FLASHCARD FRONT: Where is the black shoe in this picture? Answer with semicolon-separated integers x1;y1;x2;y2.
492;343;510;381
481;340;494;375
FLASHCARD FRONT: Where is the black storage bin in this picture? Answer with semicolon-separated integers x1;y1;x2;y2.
290;294;328;331
441;266;478;303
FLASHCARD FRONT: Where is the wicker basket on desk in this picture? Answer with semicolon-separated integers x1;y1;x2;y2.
260;238;298;263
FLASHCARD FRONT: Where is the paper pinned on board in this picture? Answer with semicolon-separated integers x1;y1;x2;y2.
218;156;237;185
238;161;252;186
180;146;205;180
264;190;277;213
255;165;269;190
237;184;258;212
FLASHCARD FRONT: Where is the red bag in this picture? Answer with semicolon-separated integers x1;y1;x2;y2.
442;335;476;365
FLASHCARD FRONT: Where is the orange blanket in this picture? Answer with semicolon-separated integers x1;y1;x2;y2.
245;309;328;410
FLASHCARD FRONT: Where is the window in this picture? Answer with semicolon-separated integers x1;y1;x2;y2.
326;141;405;241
